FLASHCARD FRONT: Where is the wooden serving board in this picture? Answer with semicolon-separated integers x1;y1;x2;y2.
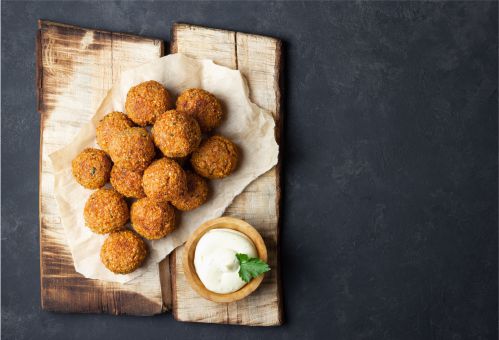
38;21;283;326
170;23;283;326
38;20;169;315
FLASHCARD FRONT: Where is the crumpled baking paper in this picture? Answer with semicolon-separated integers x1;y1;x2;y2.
49;54;279;283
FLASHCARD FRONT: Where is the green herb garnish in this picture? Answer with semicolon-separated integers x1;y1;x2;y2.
236;253;270;283
90;167;96;176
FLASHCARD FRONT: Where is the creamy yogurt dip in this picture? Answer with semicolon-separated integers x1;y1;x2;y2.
194;228;257;294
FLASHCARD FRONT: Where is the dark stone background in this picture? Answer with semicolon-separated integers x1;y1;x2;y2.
2;1;497;339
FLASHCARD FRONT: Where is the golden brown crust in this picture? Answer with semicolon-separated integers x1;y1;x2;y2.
171;171;209;211
83;188;129;234
110;165;146;198
176;88;223;132
190;135;239;179
142;158;187;202
152;110;201;158
108;127;155;171
100;230;148;274
96;111;134;153
72;148;112;189
125;80;173;126
131;198;175;240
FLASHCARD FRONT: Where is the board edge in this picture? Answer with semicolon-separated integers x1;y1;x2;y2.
38;19;163;46
36;25;47;311
169;249;180;320
172;22;281;45
273;38;285;326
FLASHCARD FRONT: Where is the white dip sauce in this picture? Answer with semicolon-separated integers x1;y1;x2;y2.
194;228;257;294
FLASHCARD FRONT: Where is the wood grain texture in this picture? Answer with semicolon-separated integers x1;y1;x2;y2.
170;23;283;326
38;20;169;315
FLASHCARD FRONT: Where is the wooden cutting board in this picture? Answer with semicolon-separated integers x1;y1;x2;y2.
38;21;283;326
38;20;169;315
170;23;283;326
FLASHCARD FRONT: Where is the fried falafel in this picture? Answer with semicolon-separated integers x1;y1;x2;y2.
96;111;134;153
100;230;147;274
125;80;173;126
151;110;201;158
176;88;224;132
142;158;187;202
72;148;112;189
108;127;155;171
110;165;146;198
83;188;129;234
190;135;239;179
131;198;175;240
171;171;209;211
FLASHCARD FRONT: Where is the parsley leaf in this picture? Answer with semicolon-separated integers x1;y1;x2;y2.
90;167;96;176
236;253;270;283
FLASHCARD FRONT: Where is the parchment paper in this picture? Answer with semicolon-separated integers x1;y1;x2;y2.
49;54;279;283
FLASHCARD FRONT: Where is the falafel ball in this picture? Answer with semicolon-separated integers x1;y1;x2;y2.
171;171;209;211
190;135;239;179
72;148;112;189
110;165;146;198
100;230;147;274
142;158;187;202
152;110;201;158
176;88;224;132
131;198;175;240
125;80;173;126
108;127;155;171
96;111;134;153
84;188;129;234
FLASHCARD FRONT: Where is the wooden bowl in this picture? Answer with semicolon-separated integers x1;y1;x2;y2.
183;216;268;303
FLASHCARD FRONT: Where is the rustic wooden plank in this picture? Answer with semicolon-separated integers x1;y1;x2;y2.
170;25;236;68
38;20;169;315
170;23;283;326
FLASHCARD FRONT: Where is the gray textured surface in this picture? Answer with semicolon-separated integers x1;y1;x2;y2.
1;1;497;339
